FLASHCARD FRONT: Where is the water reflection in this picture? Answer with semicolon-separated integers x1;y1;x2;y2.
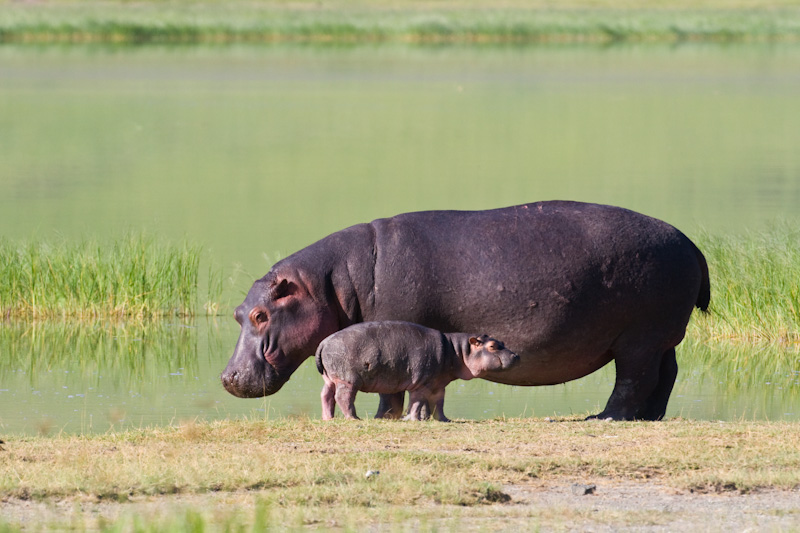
1;320;798;435
0;320;228;435
0;320;200;387
674;338;800;420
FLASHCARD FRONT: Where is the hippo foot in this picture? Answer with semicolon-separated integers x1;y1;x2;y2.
585;411;628;421
585;415;615;422
586;409;664;422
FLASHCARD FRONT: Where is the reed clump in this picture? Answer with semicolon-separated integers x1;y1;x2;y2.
692;225;800;343
0;235;220;319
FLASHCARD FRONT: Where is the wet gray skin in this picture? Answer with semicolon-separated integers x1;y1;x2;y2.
314;321;521;422
221;201;709;421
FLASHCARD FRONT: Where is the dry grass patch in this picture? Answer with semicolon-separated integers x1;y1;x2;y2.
3;417;800;531
2;417;800;506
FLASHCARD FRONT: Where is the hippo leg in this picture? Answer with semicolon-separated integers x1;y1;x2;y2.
429;389;450;423
376;392;405;419
403;391;430;421
333;383;360;420
419;401;431;420
637;348;678;421
589;336;670;421
320;379;336;421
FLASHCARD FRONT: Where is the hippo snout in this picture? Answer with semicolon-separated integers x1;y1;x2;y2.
222;334;289;397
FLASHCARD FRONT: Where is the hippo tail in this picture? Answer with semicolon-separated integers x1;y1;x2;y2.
692;241;711;313
315;342;326;375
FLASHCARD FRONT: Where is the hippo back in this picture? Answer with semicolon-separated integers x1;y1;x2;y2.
364;201;706;385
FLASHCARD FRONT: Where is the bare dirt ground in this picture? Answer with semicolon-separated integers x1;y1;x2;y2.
501;480;800;532
3;480;800;531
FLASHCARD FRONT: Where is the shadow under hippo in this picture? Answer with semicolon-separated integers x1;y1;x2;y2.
221;201;710;421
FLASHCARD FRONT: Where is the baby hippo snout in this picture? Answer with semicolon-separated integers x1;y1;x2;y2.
501;351;521;369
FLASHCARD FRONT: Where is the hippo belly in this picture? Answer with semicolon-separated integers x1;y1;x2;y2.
366;201;706;395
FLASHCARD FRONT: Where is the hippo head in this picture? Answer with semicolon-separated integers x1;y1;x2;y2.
462;335;520;379
221;269;339;398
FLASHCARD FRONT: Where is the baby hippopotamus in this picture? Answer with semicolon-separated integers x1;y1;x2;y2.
315;321;520;421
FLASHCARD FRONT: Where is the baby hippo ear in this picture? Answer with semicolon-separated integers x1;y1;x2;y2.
469;336;483;348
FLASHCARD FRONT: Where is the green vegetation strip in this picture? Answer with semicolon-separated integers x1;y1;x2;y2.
1;417;798;504
1;226;800;337
2;1;800;44
691;226;800;343
0;235;221;319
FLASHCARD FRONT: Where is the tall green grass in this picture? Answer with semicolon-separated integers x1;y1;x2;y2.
692;225;800;342
2;1;800;44
0;235;221;319
0;227;798;334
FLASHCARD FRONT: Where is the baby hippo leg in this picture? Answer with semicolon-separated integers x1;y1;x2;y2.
320;377;336;421
403;390;430;421
333;381;360;420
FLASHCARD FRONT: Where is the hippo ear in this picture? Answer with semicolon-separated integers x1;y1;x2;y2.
469;336;482;347
270;278;298;300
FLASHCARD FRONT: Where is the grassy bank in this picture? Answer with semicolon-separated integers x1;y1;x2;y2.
2;1;800;45
0;235;221;319
1;417;799;529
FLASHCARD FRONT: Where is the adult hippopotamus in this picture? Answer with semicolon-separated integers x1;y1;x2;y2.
221;201;710;421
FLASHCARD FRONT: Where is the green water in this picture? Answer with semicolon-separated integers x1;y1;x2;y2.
2;44;800;433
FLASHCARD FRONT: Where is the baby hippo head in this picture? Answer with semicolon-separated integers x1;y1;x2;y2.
463;334;520;378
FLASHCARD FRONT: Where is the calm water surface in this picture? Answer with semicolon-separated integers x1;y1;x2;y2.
1;44;800;434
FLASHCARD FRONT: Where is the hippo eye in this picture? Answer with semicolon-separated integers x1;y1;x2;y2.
249;308;269;327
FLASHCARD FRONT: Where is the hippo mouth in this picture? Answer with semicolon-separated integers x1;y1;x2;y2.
220;361;288;398
221;338;290;398
262;338;290;374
